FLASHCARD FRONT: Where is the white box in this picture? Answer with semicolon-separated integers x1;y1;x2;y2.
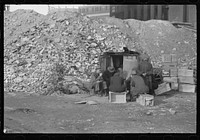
136;94;154;106
179;84;196;93
109;91;127;103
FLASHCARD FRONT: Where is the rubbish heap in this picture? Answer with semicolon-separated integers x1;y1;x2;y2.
4;10;196;95
4;10;142;95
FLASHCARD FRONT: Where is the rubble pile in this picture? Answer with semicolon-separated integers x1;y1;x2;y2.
4;9;44;46
4;10;196;95
126;19;197;68
4;10;141;95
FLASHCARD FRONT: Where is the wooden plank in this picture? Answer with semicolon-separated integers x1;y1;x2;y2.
178;69;193;77
171;21;193;26
155;82;171;95
179;84;196;93
178;76;195;84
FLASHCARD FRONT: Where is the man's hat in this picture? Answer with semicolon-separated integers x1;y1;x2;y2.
107;66;115;73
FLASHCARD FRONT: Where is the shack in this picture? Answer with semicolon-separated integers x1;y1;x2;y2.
99;51;140;76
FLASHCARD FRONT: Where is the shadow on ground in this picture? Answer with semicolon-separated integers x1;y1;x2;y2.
154;90;178;106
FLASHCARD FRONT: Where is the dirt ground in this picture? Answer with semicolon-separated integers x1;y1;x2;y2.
4;91;196;133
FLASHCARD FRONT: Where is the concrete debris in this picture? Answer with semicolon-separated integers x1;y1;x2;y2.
169;108;176;115
74;101;87;104
87;101;98;105
4;10;196;95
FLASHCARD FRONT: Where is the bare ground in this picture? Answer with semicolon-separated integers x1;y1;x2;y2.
4;91;196;133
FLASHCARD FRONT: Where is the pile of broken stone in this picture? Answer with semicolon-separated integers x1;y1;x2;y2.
4;10;196;95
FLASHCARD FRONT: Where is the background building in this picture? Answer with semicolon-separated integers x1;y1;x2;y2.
48;5;78;14
110;5;196;29
4;5;10;11
78;5;110;18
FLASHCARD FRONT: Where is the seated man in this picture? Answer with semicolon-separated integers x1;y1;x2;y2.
109;70;126;92
126;69;149;101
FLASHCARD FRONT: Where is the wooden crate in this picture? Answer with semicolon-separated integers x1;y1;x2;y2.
178;76;195;84
162;54;172;63
163;77;178;83
178;69;193;77
155;82;171;95
109;91;127;103
162;62;178;71
171;54;178;62
170;68;178;77
136;94;154;106
171;82;179;90
179;84;196;93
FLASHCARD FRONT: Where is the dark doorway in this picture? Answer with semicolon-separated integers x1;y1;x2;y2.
111;55;123;70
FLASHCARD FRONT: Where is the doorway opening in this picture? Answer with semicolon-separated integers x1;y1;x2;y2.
111;55;123;70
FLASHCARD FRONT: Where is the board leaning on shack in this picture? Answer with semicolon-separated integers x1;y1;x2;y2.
89;52;156;101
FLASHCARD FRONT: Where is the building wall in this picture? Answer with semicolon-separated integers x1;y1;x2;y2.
168;5;196;28
78;5;110;18
110;5;196;29
48;6;78;13
168;5;184;22
187;5;196;29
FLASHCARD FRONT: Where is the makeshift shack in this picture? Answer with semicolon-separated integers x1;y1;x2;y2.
99;51;140;78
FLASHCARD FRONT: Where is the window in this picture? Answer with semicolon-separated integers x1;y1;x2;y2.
95;7;99;11
111;7;115;13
